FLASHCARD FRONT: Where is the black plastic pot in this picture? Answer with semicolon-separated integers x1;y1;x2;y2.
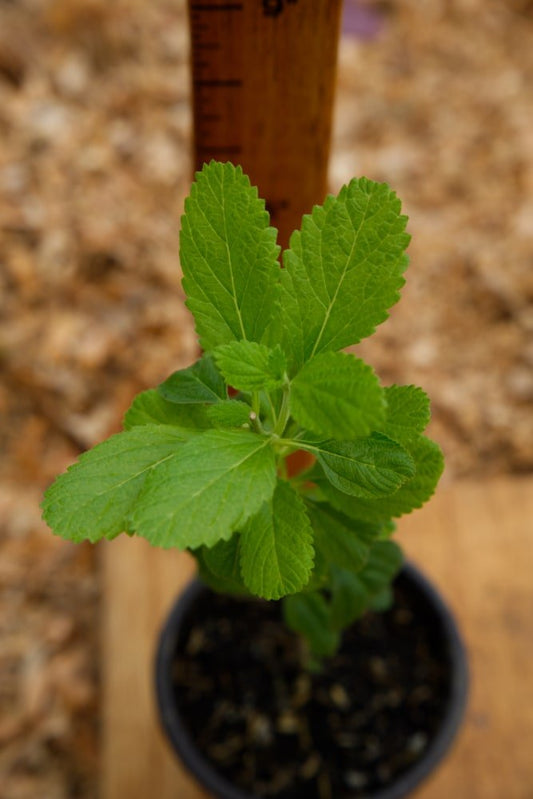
156;563;468;799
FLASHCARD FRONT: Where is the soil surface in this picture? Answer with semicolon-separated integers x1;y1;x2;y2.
171;573;454;799
1;1;532;796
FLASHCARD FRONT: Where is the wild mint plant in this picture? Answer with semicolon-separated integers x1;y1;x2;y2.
42;161;443;662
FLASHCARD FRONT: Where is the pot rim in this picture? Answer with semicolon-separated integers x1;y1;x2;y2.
155;561;469;799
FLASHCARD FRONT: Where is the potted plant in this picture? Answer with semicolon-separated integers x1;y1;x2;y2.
43;161;468;798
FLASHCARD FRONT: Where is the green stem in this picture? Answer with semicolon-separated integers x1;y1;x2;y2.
273;382;291;437
265;392;278;429
277;455;288;480
276;437;316;453
250;393;267;434
252;392;260;417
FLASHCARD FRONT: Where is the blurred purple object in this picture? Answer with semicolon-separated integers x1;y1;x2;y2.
342;0;383;39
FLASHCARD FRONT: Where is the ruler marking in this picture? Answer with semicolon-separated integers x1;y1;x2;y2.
190;3;243;10
194;42;221;51
194;79;243;87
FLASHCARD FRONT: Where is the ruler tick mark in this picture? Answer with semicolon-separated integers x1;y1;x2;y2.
190;3;243;10
194;42;221;51
194;79;243;87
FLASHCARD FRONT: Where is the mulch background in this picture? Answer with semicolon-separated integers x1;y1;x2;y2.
1;1;532;796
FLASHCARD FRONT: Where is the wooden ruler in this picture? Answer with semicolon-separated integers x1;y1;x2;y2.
187;0;344;247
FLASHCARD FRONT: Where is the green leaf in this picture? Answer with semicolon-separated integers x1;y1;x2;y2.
207;400;252;428
124;389;210;431
283;592;340;658
214;341;287;392
357;539;404;594
317;435;444;523
306;501;379;574
383;385;431;443
329;541;403;630
180;161;281;349
273;178;410;370
303;433;415;499
290;351;386;440
328;567;368;630
196;534;248;595
302;543;330;592
240;480;314;600
42;426;187;543
368;586;394;612
131;430;276;549
158;354;226;405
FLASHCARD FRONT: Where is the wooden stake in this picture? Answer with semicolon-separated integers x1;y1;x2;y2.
188;0;343;247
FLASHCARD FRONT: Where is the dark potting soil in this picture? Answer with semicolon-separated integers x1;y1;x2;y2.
171;578;452;799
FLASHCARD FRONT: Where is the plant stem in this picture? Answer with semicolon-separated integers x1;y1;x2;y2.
265;392;278;429
273;382;291;437
250;393;267;434
252;392;260;418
